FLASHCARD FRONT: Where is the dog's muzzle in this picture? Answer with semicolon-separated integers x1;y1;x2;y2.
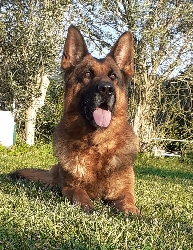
81;81;116;128
93;82;115;127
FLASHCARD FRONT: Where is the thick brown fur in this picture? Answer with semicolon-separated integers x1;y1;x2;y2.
9;25;139;214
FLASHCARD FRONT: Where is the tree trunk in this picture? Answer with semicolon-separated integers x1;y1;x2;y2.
25;105;37;145
25;74;50;145
133;71;157;149
133;103;153;148
133;105;141;135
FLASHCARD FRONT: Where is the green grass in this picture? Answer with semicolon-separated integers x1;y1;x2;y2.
0;144;192;249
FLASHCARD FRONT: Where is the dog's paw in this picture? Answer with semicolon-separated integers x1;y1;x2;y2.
71;187;94;213
112;197;141;216
80;201;94;214
124;205;141;216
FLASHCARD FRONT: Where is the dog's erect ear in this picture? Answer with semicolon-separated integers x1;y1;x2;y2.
61;25;89;70
109;31;134;78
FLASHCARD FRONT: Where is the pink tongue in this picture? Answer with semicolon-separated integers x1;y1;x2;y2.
93;108;112;127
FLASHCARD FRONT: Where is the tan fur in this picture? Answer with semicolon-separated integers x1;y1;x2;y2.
9;25;139;215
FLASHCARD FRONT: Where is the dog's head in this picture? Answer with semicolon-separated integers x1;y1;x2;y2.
61;25;134;129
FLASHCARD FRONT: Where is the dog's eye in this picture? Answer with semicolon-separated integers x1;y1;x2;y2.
84;71;91;78
109;73;117;80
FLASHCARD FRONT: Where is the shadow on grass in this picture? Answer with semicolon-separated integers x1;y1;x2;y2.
0;173;63;201
0;173;121;216
1;161;192;201
0;224;102;250
135;165;193;180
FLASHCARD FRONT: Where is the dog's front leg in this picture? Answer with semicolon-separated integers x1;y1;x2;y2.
62;186;94;212
105;166;140;215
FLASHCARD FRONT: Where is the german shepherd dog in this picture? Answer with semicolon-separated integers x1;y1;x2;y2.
9;25;139;215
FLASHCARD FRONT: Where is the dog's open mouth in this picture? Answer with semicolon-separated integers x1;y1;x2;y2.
93;102;112;128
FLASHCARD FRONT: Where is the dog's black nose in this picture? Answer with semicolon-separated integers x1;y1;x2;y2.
98;82;114;95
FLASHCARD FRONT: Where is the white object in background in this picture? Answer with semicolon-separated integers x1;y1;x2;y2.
0;111;16;147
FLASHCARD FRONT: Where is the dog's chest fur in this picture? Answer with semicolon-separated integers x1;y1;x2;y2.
54;120;137;181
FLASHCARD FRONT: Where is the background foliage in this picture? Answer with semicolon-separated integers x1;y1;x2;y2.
0;0;193;148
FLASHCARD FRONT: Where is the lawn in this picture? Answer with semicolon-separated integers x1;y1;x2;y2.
0;144;192;249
